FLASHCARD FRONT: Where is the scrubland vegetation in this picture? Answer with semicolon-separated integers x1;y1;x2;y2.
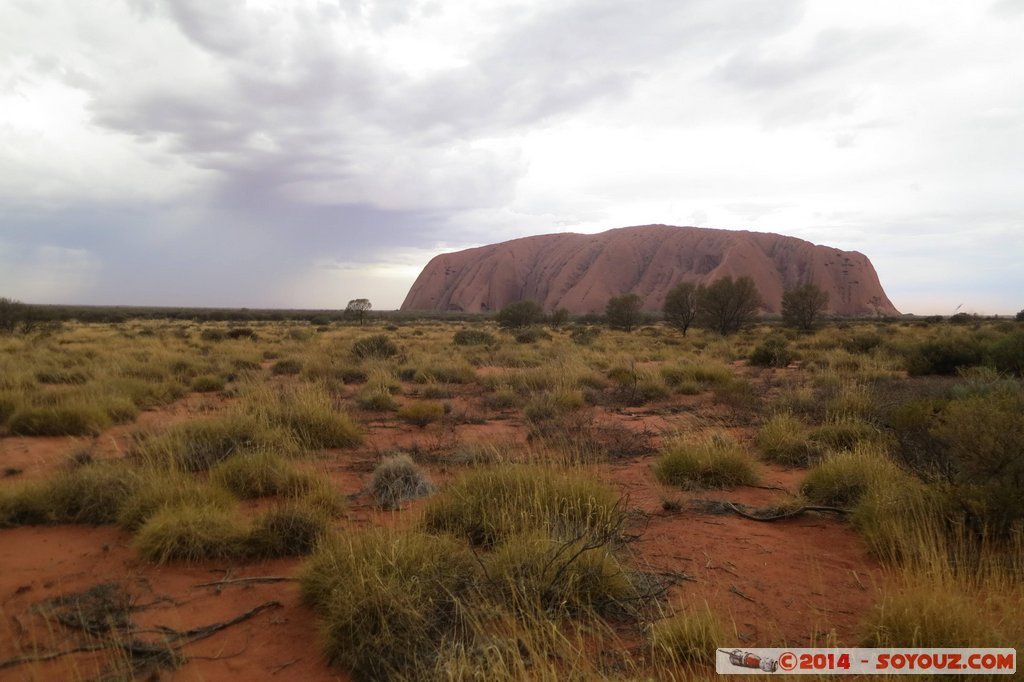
1;311;1022;680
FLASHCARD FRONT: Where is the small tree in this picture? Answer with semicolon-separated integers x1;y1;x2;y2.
606;293;643;332
696;276;763;335
663;282;698;335
496;300;544;329
345;298;372;325
781;283;830;331
1016;309;1024;322
548;307;570;329
0;297;26;334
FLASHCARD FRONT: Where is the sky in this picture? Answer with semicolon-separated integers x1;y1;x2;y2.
1;0;1022;314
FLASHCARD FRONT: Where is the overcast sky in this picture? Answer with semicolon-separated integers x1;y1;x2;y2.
1;0;1022;314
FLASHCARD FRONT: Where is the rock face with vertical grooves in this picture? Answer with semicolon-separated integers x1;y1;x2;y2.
400;225;900;316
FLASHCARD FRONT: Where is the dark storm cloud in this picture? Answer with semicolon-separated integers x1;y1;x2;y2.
76;0;805;260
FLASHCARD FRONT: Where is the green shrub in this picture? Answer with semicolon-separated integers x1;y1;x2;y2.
654;435;759;489
755;413;818;466
247;502;331;558
191;375;225;392
514;328;550;344
300;530;479;679
905;337;983;376
210;450;312;499
495;300;544;329
134;504;249;563
749;335;795;367
8;404;111;437
842;331;883;354
453;329;496;346
200;328;226;341
271;358;303;375
987;330;1024;376
352;334;398;360
397;401;444;428
369;454;434;510
421;465;622;547
931;390;1024;536
570;326;600;345
226;327;257;340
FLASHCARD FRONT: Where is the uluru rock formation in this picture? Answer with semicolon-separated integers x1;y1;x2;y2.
401;225;900;316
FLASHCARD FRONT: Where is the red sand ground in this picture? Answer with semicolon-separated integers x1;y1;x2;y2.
0;375;884;680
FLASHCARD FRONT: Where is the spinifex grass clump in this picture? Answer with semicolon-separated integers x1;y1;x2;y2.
131;413;295;471
242;382;362;449
755;412;819;466
649;604;727;667
210;449;314;499
808;414;879;453
0;462;140;526
396;401;445;428
420;465;622;547
654;434;759;490
247;500;332;558
800;443;904;508
134;503;249;564
483;530;636;615
369;454;433;510
861;586;1004;647
117;467;235;531
300;529;479;680
7;403;112;436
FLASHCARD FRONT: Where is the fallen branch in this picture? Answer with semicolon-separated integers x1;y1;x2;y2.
729;585;756;603
167;601;282;644
723;501;850;522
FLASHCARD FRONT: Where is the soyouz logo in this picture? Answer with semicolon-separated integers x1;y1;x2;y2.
716;648;1016;675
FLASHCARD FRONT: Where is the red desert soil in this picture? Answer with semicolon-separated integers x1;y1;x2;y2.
1;381;884;680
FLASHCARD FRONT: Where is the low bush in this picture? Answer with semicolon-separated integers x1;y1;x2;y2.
650;606;725;667
755;412;818;466
749;335;795;367
513;328;550;344
8;404;111;437
300;530;479;679
247;501;331;558
134;504;249;563
654;435;759;489
570;326;601;345
42;463;140;524
117;469;235;531
905;337;983;376
191;375;225;392
397;401;444;428
247;384;363;449
420;465;622;547
987;330;1024;376
808;416;878;453
369;454;434;510
132;414;295;471
271;358;303;375
355;388;399;411
484;531;636;614
800;444;904;508
352;334;398;360
210;450;312;499
0;482;51;526
453;329;496;346
861;587;998;647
